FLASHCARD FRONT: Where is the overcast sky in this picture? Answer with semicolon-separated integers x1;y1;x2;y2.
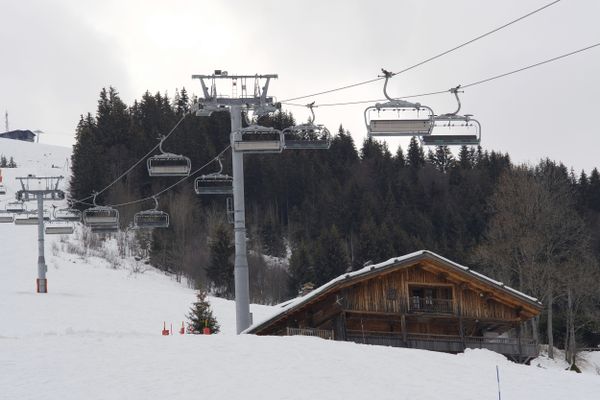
1;0;599;172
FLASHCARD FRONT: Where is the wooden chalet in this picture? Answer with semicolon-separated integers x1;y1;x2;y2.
246;250;543;362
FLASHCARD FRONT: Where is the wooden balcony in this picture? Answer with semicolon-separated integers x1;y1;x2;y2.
345;331;538;359
408;297;454;314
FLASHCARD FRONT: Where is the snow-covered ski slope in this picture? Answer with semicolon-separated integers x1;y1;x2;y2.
1;139;600;400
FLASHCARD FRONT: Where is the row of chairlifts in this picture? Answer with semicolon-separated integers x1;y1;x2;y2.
0;201;78;234
82;193;169;233
364;70;481;146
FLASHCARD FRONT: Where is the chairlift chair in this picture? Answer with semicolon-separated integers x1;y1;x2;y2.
0;211;14;223
194;158;233;195
147;135;192;177
14;211;49;225
232;125;284;153
364;69;435;137
90;225;119;234
421;86;482;147
283;103;331;150
54;207;82;222
6;201;25;213
0;184;6;195
45;221;75;235
133;197;169;229
83;193;119;230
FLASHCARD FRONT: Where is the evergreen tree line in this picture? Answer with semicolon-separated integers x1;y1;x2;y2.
70;88;600;354
0;155;17;167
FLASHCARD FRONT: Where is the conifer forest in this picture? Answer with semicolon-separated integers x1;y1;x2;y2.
70;87;600;354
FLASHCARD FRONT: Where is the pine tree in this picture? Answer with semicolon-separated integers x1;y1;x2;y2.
0;155;6;167
407;136;425;169
312;225;350;286
205;223;234;298
8;156;16;168
394;146;406;168
288;242;314;295
429;146;455;173
187;290;220;334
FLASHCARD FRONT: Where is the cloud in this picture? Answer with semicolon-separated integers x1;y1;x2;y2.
0;0;131;146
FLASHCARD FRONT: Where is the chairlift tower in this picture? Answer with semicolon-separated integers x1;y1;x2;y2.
192;71;279;333
15;175;65;293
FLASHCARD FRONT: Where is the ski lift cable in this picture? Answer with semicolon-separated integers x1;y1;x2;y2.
77;145;232;209
72;111;192;204
279;0;561;103
281;41;600;109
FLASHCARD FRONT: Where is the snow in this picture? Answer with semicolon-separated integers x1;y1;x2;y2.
1;140;599;399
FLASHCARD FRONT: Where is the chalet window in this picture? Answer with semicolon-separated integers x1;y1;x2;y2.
408;285;453;313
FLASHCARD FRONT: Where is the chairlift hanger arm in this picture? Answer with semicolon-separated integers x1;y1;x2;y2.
380;68;426;109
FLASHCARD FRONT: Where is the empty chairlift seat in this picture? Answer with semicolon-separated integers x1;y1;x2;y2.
364;69;435;138
195;173;233;195
194;157;232;195
134;210;169;229
133;197;169;229
421;116;481;146
6;202;25;213
90;225;119;234
45;221;74;235
283;103;332;150
365;104;434;137
147;153;192;177
283;123;332;149
0;212;14;223
14;211;49;225
147;135;192;177
232;125;284;153
421;86;482;147
54;208;82;222
83;206;119;228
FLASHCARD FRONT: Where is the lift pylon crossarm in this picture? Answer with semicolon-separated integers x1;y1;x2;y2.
365;68;435;137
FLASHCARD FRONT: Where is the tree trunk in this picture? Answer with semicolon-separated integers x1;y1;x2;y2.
565;287;575;365
531;315;539;345
547;289;554;359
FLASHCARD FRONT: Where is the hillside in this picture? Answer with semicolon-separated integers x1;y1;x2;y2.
1;140;599;399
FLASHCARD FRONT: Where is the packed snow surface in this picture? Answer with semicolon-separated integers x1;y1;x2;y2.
1;140;600;399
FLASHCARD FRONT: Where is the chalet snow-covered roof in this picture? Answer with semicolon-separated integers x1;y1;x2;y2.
244;250;542;334
0;130;36;142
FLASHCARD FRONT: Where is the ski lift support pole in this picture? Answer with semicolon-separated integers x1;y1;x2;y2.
192;71;279;333
15;175;65;293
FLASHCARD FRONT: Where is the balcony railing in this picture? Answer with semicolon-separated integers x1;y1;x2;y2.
286;327;334;340
345;330;538;358
408;297;454;314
